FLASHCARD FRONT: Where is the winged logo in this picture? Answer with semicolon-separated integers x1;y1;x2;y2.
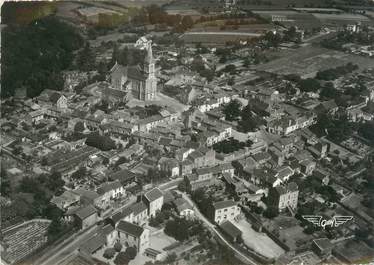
302;215;353;229
302;215;322;226
333;216;353;227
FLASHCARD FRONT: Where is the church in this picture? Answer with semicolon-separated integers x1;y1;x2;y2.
109;37;157;101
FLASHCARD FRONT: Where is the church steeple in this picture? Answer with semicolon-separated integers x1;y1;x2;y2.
144;41;155;77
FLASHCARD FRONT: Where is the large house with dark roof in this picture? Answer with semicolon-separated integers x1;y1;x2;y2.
117;221;150;253
74;205;98;229
142;188;164;218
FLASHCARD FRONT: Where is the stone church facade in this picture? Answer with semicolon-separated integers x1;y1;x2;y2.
109;38;157;101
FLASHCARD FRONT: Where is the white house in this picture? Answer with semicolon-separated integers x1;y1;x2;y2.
212;200;240;224
96;180;125;209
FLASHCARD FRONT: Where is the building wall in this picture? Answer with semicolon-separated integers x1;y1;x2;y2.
214;206;240;224
149;197;164;217
133;210;148;225
81;213;98;229
118;229;149;253
279;190;299;211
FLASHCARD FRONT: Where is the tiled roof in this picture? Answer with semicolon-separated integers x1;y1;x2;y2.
131;202;147;215
220;220;242;238
117;220;144;237
97;180;122;195
144;188;163;202
213;200;237;210
75;205;97;220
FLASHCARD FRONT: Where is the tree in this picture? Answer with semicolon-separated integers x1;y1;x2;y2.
181;16;193;30
46;171;65;194
71;166;87;180
223;64;236;75
76;43;95;72
358;121;374;144
0;168;11;197
178;177;191;193
298;78;320;92
164;218;190;241
104;248;116;259
2;16;83;98
223;100;242;121
263;206;278;219
86;133;116;151
191;56;205;73
114;242;123;252
263;31;282;47
114;247;137;265
320;82;338;99
74;121;85;133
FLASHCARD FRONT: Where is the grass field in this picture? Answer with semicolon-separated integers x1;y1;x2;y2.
255;45;374;78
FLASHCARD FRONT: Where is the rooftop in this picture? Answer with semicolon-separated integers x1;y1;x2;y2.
144;188;163;202
117;220;144;238
213;200;237;210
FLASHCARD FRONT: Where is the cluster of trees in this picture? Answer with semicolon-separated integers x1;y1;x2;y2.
103;242;123;259
262;26;302;48
71;166;87;181
86;132;117;151
311;113;355;142
223;100;242;121
321;27;374;50
142;168;169;185
213;138;253;154
76;43;96;72
148;206;172;227
191;188;214;219
190;55;215;82
164;217;204;242
2;16;83;98
298;78;321;93
111;45;147;67
316;63;358;81
1;170;71;239
222;99;262;132
114;247;137;265
358;121;374;144
238;104;263;132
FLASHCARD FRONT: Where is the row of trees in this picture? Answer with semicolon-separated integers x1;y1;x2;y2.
316;63;359;81
213;137;253;154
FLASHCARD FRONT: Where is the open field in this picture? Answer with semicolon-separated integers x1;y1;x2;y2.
181;31;262;44
255;45;374;78
235;219;285;259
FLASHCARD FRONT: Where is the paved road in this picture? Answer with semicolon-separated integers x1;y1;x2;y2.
35;225;99;265
177;191;258;265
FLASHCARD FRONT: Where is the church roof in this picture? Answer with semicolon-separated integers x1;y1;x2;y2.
110;62;127;74
127;66;147;81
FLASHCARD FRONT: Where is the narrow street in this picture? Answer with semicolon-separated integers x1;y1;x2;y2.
177;191;258;265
